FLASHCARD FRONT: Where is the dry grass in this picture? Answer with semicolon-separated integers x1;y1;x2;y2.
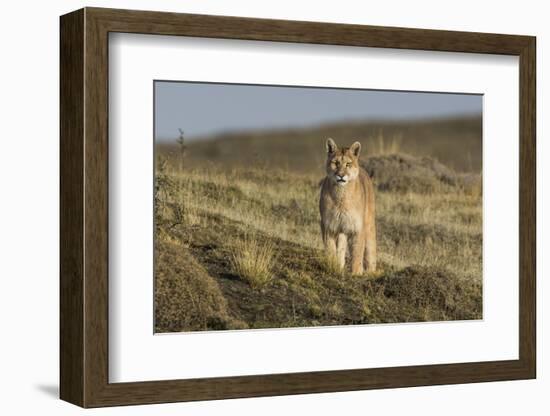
229;234;276;288
154;149;482;332
318;253;344;276
155;161;482;281
367;130;403;155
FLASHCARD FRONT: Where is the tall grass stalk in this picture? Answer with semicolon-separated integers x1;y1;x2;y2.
368;131;403;155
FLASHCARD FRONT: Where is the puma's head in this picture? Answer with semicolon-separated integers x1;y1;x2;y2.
325;138;362;187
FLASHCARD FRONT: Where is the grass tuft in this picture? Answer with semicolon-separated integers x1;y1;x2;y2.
230;234;276;288
318;254;344;276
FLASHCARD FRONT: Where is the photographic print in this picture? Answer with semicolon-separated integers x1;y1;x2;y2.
154;81;483;333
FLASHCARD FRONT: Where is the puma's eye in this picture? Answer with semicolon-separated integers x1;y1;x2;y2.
346;163;352;167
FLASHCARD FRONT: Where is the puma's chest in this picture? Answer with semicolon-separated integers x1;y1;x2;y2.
323;205;362;235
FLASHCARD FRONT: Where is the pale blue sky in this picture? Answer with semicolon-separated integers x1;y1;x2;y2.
155;81;482;141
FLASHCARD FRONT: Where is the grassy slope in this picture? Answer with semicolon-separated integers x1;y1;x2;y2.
154;155;482;332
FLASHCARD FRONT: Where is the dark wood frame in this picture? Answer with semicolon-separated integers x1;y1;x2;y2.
60;7;536;408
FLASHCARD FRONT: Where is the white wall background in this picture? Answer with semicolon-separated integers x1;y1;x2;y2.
0;0;545;414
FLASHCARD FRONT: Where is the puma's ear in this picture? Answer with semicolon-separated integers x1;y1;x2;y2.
350;141;361;157
326;138;338;154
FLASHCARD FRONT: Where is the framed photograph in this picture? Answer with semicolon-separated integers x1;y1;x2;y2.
60;7;536;408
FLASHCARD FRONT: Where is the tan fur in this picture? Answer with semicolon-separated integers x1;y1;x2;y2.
319;138;377;274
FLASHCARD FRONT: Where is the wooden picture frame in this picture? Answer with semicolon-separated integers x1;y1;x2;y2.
60;7;536;408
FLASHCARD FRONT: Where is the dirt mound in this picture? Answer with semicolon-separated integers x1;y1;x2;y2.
362;154;470;193
370;265;482;322
155;239;247;332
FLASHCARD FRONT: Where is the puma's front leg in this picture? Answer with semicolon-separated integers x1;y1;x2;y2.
323;232;341;270
350;232;366;275
364;219;377;273
336;233;347;270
